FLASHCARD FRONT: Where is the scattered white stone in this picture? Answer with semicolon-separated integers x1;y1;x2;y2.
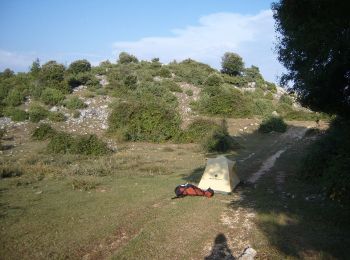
50;106;58;112
272;111;279;116
238;246;257;260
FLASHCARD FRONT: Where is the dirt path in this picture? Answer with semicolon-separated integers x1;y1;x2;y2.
203;125;311;259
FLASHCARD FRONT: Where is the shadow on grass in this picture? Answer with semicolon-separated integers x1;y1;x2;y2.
181;166;205;183
1;144;14;151
205;233;234;260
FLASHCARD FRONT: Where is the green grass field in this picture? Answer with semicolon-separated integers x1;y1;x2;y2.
1;121;349;259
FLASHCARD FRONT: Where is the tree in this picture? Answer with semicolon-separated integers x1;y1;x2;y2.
221;52;244;76
117;52;139;64
272;0;350;116
30;58;41;76
68;59;91;74
245;65;264;82
39;61;68;92
1;68;14;78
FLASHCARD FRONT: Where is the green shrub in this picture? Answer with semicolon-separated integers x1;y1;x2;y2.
159;67;172;78
40;88;65;105
201;120;238;152
198;85;253;117
3;107;28;121
265;82;277;93
168;59;215;85
71;178;99;191
118;52;139;64
258;116;287;133
222;74;248;87
276;103;326;121
244;65;264;82
5;89;25;106
123;74;138;89
47;132;110;155
47;132;74;153
48;112;66;122
265;92;274;100
204;73;224;86
63;96;87;109
300;118;350;201
280;94;293;105
39;61;69;93
179;119;220;143
108;98;181;142
253;98;276;117
31;123;57;140
29;105;49;122
185;89;193;96
66;72;92;88
70;134;110;155
68;60;91;74
162;80;182;93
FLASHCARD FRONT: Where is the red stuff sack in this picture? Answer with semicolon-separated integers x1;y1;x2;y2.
174;183;214;198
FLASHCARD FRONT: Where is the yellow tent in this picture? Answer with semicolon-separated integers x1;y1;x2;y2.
198;156;240;193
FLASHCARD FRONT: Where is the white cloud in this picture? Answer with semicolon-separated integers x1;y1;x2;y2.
0;50;37;71
113;10;284;83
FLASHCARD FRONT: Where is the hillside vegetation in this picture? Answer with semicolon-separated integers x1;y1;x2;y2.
0;52;325;147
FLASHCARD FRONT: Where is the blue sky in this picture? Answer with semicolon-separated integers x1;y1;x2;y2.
0;0;283;82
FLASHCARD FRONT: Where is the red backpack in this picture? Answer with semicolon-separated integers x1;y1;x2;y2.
173;183;214;198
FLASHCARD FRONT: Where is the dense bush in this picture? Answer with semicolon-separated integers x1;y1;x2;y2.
47;132;110;155
40;88;65;105
158;67;172;78
108;98;181;142
280;93;293;105
123;74;138;89
68;60;91;74
168;59;215;85
31;123;57;140
221;74;248;87
118;52;139;64
204;73;224;86
47;132;74;153
66;72;92;88
48;111;66;122
179;119;220;143
3;107;28;121
244;65;264;83
162;80;182;93
258;116;287;133
4;88;26;106
197;85;253;117
300;118;350;201
201;120;238;152
28;105;49;122
63;97;87;109
70;134;110;155
39;61;68;92
253;98;276;116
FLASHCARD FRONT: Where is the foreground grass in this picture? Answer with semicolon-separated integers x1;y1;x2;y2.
0;139;226;259
1;120;349;259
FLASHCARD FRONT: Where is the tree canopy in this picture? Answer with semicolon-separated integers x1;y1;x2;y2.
221;52;244;76
272;0;350;116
